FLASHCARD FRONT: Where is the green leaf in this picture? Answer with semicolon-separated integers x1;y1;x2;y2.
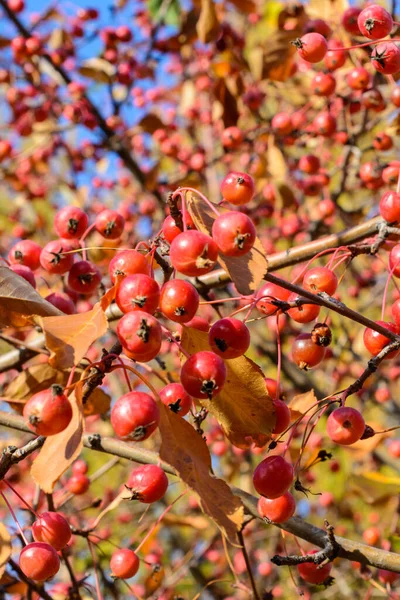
147;0;181;27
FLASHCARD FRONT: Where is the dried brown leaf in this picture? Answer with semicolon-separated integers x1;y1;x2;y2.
196;0;220;43
213;79;239;127
0;266;62;328
30;385;85;493
83;388;111;416
139;113;164;133
78;58;116;83
228;0;255;14
4;364;67;413
180;328;274;448
288;390;318;421
186;192;268;295
159;403;244;543
0;524;11;579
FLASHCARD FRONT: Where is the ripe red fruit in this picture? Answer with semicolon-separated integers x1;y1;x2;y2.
392;299;400;327
379;191;400;222
257;491;296;523
256;282;291;316
265;378;283;399
169;230;218;277
359;161;383;189
373;132;393;151
10;264;36;287
67;260;101;295
292;334;326;370
19;542;60;582
117;311;162;362
272;399;291;435
127;464;168;503
111;391;160;441
271;112;293;135
66;473;90;495
390;244;400;278
392;87;400;107
109;249;150;282
159;279;199;323
8;0;25;12
180;351;227;399
347;67;371;91
54;206;88;239
23;385;72;436
324;39;346;71
95;209;125;239
45;292;76;315
221;126;243;149
287;293;320;323
341;6;361;35
162;213;196;243
371;42;400;75
358;4;392;40
297;551;332;584
208;318;250;359
110;548;139;579
326;407;365;445
8;240;41;271
211;211;256;256
32;512;71;550
303;267;338;296
253;456;294;499
294;33;328;63
313;111;336;136
363;526;381;546
72;459;88;475
311;72;336;97
159;382;193;416
116;274;160;315
40;240;74;275
298;154;320;175
363;321;399;359
378;569;399;585
220;172;255;205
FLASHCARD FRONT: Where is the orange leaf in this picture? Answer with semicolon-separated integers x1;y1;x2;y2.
158;404;244;544
196;0;220;43
0;524;11;579
180;327;274;448
288;390;318;421
0;266;62;328
39;286;116;369
30;384;85;493
186;192;268;295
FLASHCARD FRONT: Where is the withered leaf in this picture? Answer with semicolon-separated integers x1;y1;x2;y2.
180;328;275;448
31;385;85;493
186;192;268;295
0;266;62;328
0;524;11;579
288;389;318;421
213;78;239;127
139;113;164;133
78;58;116;83
158;403;244;543
196;0;220;43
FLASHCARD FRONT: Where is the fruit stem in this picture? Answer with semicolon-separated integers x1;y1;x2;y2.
87;539;104;600
275;314;282;402
0;490;29;545
381;258;400;321
135;490;187;553
2;480;39;517
173;187;220;218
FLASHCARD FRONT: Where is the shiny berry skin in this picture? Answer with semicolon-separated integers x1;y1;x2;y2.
326;407;365;446
208;318;250;359
54;206;88;239
116;274;160;315
390;244;400;278
272;399;291;435
159;279;199;324
110;549;139;579
67;260;101;295
392;86;400;107
371;42;400;75
40;240;74;275
346;67;371;91
256;282;291;316
162;213;196;243
378;569;399;585
221;126;243;149
66;473;90;495
111;391;159;441
265;378;283;399
379;191;400;222
313;111;336;136
23;385;72;436
271;112;293;135
311;72;336;97
109;249;150;283
72;459;88;475
373;132;393;151
324;39;346;71
159;382;193;416
32;512;71;550
169;230;218;277
10;264;36;287
95;209;125;239
287;293;320;324
211;211;256;257
297;550;332;584
359;161;383;189
8;240;41;271
257;491;296;523
45;292;76;315
363;321;399;359
358;4;392;40
303;267;338;296
392;299;400;327
117;311;162;362
19;542;60;582
342;6;361;35
298;154;320;175
127;464;168;503
220;172;255;206
180;351;227;399
292;334;326;370
253;456;294;499
294;33;328;63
